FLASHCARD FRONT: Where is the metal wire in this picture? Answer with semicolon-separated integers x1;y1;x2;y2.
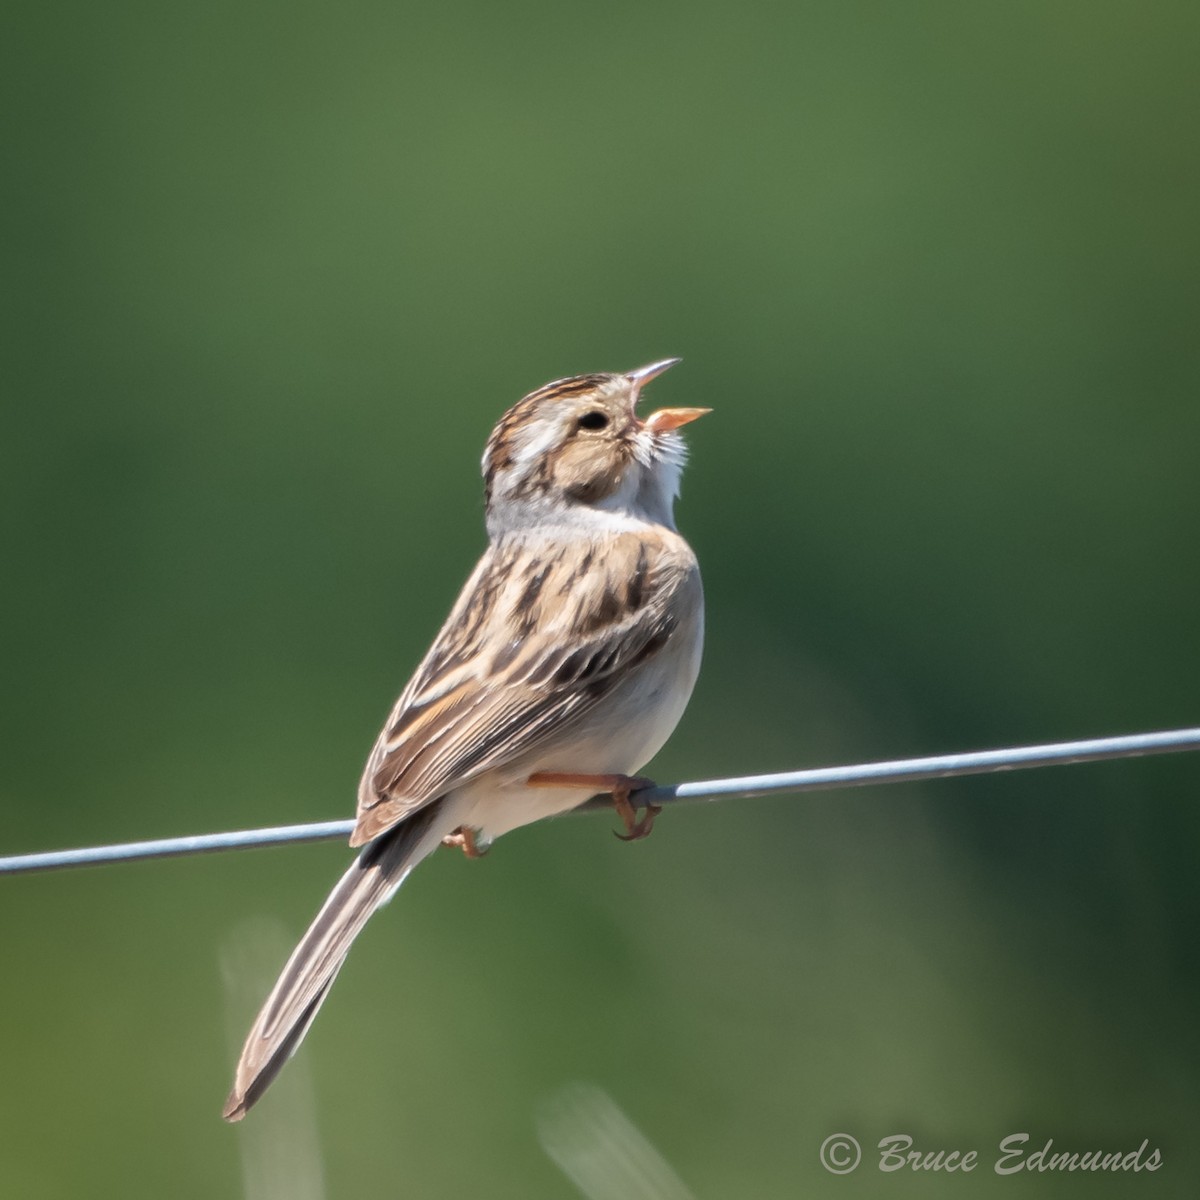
3;726;1198;876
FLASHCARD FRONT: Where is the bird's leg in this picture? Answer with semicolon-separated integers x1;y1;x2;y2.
526;771;661;842
441;826;488;858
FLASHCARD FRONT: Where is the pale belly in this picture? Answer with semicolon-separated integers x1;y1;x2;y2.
454;597;704;841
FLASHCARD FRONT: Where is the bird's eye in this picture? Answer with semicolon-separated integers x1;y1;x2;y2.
577;411;609;431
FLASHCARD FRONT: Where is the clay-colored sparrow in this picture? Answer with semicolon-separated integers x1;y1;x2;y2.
223;359;708;1120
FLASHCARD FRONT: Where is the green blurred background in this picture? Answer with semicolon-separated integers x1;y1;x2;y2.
3;0;1198;1195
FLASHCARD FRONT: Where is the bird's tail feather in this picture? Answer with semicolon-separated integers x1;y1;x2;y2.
223;799;452;1121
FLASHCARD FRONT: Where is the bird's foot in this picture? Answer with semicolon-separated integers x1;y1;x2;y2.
442;825;488;858
526;771;660;842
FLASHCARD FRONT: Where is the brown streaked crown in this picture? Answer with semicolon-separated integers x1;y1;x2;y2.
483;372;638;512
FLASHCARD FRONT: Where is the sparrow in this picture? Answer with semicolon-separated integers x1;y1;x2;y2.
223;359;708;1120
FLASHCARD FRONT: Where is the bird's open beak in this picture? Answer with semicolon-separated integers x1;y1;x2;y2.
643;406;711;433
626;358;712;432
626;358;682;389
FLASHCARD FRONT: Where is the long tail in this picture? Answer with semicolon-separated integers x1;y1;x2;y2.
223;799;453;1121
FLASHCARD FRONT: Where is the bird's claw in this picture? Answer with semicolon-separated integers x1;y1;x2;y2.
442;826;488;858
610;776;660;842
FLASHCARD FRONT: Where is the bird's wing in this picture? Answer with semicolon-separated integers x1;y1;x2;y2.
350;531;696;845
